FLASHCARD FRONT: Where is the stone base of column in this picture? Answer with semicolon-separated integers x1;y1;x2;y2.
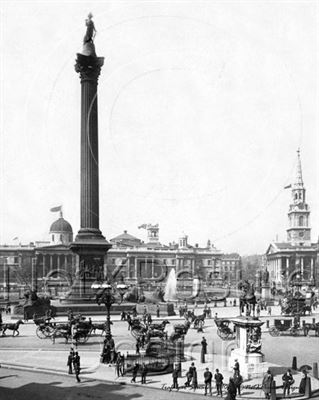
67;234;112;302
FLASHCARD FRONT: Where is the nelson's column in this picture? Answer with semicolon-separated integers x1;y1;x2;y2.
69;14;111;299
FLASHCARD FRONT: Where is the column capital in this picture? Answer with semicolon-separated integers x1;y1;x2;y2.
75;53;104;82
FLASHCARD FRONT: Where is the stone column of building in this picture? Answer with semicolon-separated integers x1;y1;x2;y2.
311;258;314;281
69;18;111;300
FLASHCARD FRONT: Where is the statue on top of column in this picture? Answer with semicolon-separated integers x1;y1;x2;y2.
82;13;97;57
84;13;96;43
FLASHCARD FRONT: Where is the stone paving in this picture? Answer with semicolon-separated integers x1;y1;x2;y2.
1;304;319;399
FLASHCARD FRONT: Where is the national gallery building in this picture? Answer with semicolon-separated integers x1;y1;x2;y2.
0;218;241;297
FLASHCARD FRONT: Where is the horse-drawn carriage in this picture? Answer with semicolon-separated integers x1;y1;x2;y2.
215;318;236;340
281;291;314;316
33;314;93;344
184;311;206;329
34;316;55;339
269;318;301;337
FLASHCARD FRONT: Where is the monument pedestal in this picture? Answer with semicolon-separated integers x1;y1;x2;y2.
261;285;271;300
229;348;265;380
229;317;266;380
68;238;111;301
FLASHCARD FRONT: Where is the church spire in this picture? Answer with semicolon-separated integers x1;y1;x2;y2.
286;149;311;246
294;148;304;188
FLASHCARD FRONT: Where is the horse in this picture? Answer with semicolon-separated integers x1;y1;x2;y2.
91;322;107;336
51;326;71;344
191;313;206;329
238;280;257;316
303;322;319;336
1;320;24;336
148;320;170;331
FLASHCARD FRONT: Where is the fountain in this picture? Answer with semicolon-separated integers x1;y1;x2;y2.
164;269;177;301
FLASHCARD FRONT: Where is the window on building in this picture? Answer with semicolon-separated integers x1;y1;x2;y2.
60;234;62;241
171;259;175;265
52;234;54;242
299;216;304;226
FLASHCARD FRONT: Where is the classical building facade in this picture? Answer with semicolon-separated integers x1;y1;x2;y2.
266;151;318;289
0;221;242;297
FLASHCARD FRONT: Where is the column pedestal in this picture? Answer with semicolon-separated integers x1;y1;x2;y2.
229;317;266;380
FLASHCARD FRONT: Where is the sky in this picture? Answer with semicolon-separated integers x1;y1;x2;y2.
0;0;318;255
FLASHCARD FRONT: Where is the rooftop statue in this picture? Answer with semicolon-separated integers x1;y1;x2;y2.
84;12;96;44
82;13;97;57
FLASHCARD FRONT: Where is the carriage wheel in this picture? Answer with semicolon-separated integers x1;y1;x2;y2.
290;327;298;336
76;333;89;344
36;326;47;339
44;326;55;338
269;327;279;337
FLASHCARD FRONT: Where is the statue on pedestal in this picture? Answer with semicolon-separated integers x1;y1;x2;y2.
83;13;96;43
238;280;257;316
81;13;97;57
262;269;269;286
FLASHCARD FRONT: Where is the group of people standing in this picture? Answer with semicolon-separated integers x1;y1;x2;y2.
170;360;242;399
67;349;81;383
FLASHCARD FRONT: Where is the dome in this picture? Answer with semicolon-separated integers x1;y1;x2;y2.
50;217;73;234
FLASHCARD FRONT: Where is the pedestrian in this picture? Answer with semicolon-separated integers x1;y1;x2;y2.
214;368;224;396
156;304;160;318
127;313;131;330
172;366;179;389
131;362;139;383
267;306;272;316
67;351;74;374
191;366;198;391
214;313;218;320
256;304;261;318
147;313;152;325
299;369;308;394
262;369;273;399
115;353;122;377
233;371;243;396
225;377;237;400
73;352;81;383
141;363;148;384
233;359;240;373
120;353;125;376
201;336;207;363
185;362;195;386
204;367;213;396
120;311;126;321
282;368;294;397
136;338;140;355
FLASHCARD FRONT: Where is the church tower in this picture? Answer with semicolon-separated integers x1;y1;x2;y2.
286;149;311;246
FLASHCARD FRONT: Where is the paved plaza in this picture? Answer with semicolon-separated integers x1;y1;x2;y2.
1;304;319;399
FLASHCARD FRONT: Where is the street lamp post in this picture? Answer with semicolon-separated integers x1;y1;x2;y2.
92;280;128;364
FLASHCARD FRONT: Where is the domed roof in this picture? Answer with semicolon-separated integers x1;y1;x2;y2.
50;217;73;233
